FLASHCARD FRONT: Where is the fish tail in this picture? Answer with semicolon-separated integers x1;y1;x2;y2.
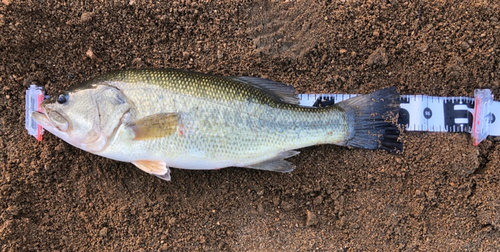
337;87;403;153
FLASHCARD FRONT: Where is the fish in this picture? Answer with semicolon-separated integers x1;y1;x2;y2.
32;68;402;181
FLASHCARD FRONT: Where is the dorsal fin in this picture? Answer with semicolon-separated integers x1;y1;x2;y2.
228;76;299;104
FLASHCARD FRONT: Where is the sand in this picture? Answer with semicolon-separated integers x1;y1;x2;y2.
1;0;499;250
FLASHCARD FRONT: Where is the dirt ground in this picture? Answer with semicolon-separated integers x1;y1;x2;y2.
1;0;500;251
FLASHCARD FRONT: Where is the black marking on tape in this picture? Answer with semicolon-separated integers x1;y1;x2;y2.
312;96;336;108
443;98;474;132
423;107;432;119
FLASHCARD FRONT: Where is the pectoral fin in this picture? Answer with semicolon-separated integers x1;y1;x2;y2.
244;150;300;173
128;113;179;140
132;160;171;181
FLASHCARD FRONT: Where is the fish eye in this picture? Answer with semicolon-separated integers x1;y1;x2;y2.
57;94;68;104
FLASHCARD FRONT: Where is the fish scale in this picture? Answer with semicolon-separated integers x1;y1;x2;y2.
32;68;401;180
103;76;347;167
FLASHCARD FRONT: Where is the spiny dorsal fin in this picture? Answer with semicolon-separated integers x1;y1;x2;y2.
243;150;300;173
132;160;171;181
229;76;299;104
128;113;179;140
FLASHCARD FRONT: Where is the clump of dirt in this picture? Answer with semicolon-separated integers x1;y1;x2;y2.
1;1;499;250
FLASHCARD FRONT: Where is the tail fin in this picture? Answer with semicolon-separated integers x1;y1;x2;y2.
337;87;403;153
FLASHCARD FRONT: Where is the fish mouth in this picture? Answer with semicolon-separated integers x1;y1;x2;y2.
32;109;74;147
32;106;69;133
32;111;54;129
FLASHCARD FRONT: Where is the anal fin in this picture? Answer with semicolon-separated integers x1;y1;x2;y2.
132;160;171;181
244;150;300;173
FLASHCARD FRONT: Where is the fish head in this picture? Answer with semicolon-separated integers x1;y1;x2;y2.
32;83;131;153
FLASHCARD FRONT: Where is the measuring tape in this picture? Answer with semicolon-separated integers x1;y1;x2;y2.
26;85;498;145
299;89;498;145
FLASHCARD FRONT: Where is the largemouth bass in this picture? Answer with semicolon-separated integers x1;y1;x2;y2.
32;69;402;181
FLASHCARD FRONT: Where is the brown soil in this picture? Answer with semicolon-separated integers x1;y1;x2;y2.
2;0;500;251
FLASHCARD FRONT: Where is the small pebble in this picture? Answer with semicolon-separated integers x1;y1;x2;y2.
257;203;264;213
366;47;388;67
306;210;318;226
256;189;264;196
86;48;102;62
99;227;108;237
313;196;323;205
80;12;93;22
86;48;96;59
460;41;470;51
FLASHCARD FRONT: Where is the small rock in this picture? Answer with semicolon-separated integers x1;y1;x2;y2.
281;201;293;211
417;42;428;52
0;14;5;27
6;205;19;216
131;58;144;68
272;196;280;206
2;0;11;6
86;48;96;59
99;227;108;237
366;47;388;67
460;41;470;51
313;196;323;205
445;56;463;80
159;244;169;252
257;203;264;213
86;47;102;62
80;12;93;22
339;49;347;54
256;189;264;196
306;210;318;226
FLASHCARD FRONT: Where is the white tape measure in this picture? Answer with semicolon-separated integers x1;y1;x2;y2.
26;85;497;145
299;89;498;145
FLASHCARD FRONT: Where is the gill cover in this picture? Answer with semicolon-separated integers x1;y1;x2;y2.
85;84;132;152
